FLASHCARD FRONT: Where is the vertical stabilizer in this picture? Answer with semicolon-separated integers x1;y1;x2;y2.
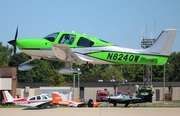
145;29;178;56
52;92;62;104
2;91;15;103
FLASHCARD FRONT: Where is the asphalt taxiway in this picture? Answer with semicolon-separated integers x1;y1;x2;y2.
0;108;180;116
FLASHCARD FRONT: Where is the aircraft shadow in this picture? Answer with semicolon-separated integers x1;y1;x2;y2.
22;107;57;110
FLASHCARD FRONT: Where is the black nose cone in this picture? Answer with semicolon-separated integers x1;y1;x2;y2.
8;40;16;46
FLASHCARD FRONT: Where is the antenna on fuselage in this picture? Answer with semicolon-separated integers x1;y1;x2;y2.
84;26;94;35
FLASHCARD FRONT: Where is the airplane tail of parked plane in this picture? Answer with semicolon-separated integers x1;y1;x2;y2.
2;91;15;103
52;92;63;104
145;28;178;56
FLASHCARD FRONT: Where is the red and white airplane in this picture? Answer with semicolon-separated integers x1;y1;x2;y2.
2;91;100;108
2;90;57;108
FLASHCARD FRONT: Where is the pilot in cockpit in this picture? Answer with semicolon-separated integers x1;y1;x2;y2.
63;35;70;44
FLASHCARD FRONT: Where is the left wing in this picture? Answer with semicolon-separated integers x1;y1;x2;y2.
71;100;87;107
16;100;52;107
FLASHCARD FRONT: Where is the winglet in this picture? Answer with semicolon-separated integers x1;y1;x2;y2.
52;92;62;104
145;28;178;56
2;91;15;103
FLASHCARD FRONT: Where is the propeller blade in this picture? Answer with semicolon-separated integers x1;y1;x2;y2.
15;26;18;40
13;26;18;57
13;46;16;57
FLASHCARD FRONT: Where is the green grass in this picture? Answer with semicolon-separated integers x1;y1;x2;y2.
167;100;180;104
0;105;28;108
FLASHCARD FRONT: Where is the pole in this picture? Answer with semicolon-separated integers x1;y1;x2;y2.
163;64;165;101
151;65;152;85
78;73;80;99
73;74;75;100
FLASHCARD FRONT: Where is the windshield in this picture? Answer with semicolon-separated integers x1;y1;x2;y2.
116;94;130;99
44;32;59;42
139;90;152;95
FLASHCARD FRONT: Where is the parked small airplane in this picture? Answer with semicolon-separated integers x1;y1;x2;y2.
53;97;100;107
2;91;100;108
108;93;142;107
8;28;178;74
2;90;58;108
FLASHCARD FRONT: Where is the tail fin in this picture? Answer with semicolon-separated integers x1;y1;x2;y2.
145;28;178;56
2;91;15;103
52;92;62;104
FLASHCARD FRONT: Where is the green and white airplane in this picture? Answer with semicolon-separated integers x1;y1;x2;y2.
8;28;177;74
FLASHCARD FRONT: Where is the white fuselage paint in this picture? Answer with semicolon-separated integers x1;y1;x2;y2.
21;46;148;65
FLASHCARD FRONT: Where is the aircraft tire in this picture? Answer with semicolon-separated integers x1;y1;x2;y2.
124;103;129;107
87;99;94;107
113;103;117;107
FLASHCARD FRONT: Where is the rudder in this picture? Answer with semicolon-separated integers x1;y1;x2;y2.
145;29;178;56
2;91;14;103
52;92;62;104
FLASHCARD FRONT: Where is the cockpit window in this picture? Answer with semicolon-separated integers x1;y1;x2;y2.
44;32;59;42
37;96;41;100
42;95;48;99
29;97;35;100
59;34;76;45
77;37;94;47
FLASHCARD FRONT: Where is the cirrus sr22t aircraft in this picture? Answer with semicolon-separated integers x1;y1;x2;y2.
8;28;178;74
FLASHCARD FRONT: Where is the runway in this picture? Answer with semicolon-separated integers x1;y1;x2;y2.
0;108;180;116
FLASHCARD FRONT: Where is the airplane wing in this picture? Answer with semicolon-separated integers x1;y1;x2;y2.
69;102;87;107
58;100;87;107
15;101;52;108
52;44;86;66
72;100;87;107
35;101;52;108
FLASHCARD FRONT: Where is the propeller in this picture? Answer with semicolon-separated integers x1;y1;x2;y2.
8;26;18;57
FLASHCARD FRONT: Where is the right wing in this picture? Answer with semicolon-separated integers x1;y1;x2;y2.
52;44;93;68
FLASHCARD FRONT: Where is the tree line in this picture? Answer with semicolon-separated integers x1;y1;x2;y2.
0;42;180;86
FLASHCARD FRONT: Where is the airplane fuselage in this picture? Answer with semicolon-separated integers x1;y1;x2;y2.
9;28;177;71
21;45;168;65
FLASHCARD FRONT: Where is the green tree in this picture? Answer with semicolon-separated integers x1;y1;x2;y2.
121;64;143;82
47;70;69;86
0;42;13;66
101;65;123;82
8;52;67;84
166;52;180;81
